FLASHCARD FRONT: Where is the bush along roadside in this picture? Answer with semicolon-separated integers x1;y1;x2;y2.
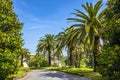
6;68;30;80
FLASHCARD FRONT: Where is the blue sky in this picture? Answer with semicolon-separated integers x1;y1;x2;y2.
12;0;107;54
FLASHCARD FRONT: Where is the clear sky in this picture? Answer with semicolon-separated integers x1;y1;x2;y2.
12;0;107;54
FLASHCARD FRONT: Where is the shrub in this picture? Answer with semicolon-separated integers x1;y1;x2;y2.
52;63;58;67
29;55;49;67
64;57;70;66
0;50;18;80
41;59;49;67
97;45;120;80
6;67;30;80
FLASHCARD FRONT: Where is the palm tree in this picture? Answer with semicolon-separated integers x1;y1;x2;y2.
20;48;30;66
54;32;64;61
36;34;55;66
67;0;105;71
56;28;80;68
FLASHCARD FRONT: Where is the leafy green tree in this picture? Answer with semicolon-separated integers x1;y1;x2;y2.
0;0;23;79
36;34;55;66
103;0;120;46
97;0;120;79
67;0;105;71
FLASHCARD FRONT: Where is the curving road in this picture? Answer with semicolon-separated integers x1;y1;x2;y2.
18;70;91;80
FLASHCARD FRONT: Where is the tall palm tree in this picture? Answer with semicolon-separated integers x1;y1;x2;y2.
64;28;76;68
67;0;105;71
36;34;55;66
54;32;64;60
56;28;80;68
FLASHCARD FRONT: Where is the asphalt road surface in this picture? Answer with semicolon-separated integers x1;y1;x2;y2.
19;70;91;80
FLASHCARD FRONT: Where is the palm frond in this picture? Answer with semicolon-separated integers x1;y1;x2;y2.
94;0;103;16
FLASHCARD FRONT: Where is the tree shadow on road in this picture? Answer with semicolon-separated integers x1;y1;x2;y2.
39;70;90;80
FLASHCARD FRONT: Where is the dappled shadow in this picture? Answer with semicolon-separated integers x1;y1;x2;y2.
38;70;91;80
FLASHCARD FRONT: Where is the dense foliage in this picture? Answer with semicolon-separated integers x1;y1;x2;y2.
103;0;120;46
0;50;18;79
97;46;120;80
97;0;120;79
0;0;23;79
29;55;48;67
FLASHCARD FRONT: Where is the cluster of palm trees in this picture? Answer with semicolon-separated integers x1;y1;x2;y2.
37;0;107;72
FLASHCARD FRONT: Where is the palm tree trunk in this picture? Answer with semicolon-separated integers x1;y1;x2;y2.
75;54;80;68
48;49;51;66
69;48;74;68
79;53;82;68
93;35;99;72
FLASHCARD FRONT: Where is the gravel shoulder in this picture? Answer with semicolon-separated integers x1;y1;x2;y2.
17;70;91;80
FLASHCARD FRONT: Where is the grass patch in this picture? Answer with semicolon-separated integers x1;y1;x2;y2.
30;67;52;70
7;67;30;80
46;67;103;80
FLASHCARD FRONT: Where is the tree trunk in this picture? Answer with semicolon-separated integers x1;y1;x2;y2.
69;48;74;68
48;49;51;66
75;54;79;61
75;54;80;68
79;53;82;68
93;35;99;72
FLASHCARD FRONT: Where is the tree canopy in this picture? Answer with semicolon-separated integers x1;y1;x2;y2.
0;0;23;79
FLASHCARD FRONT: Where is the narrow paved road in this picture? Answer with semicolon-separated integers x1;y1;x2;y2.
19;70;91;80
